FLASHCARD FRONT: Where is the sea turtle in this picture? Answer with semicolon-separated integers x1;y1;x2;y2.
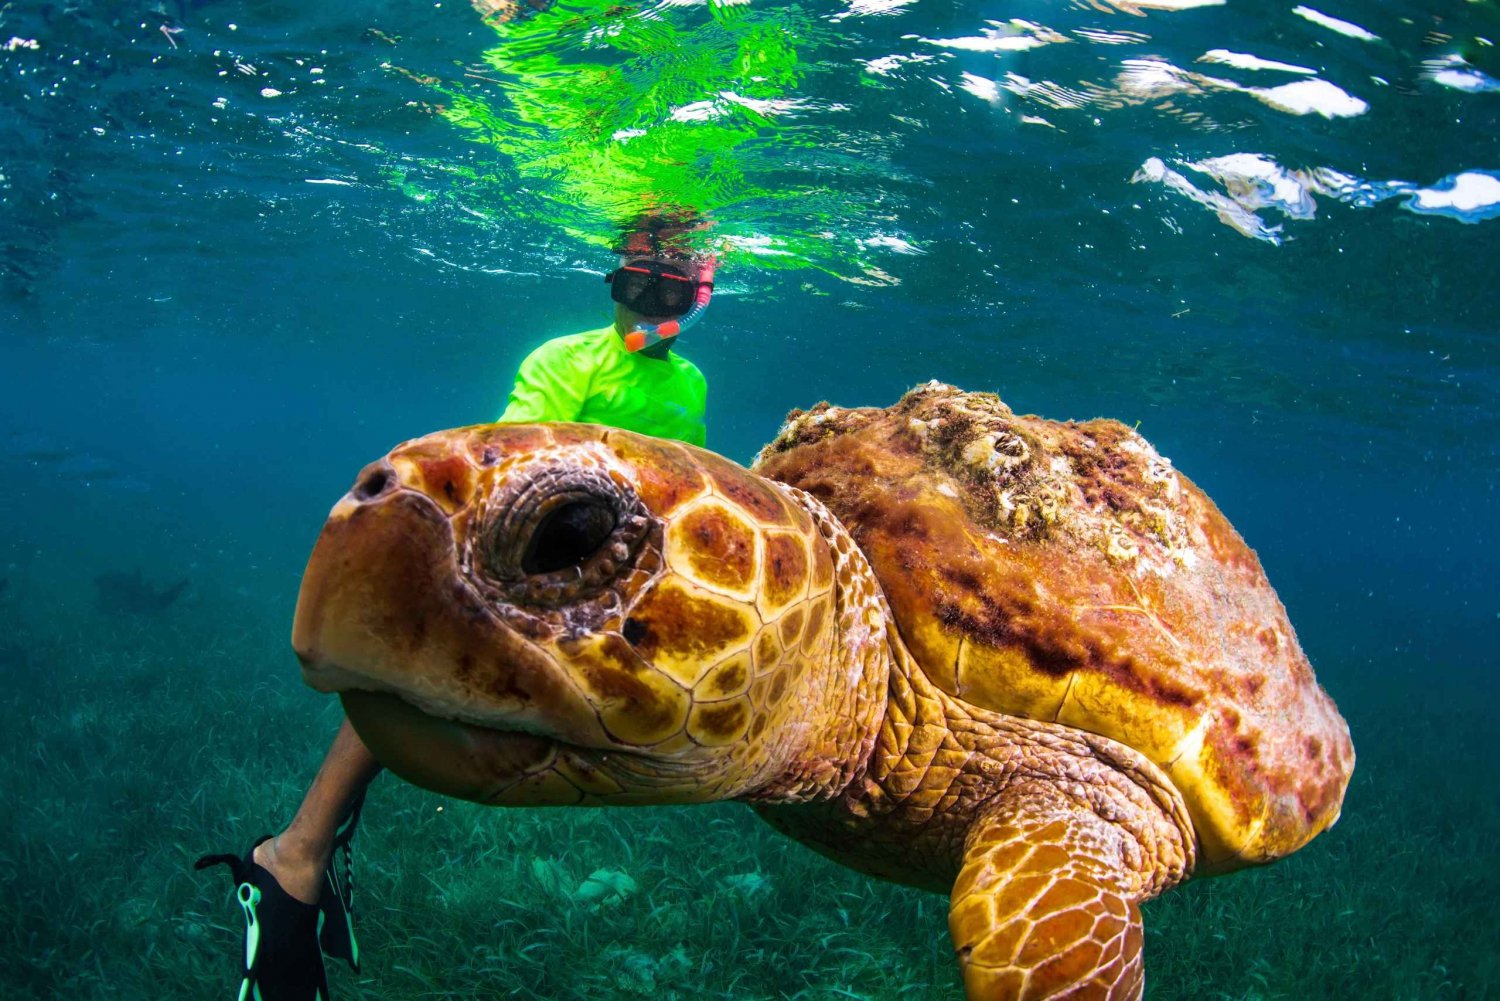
291;382;1353;1000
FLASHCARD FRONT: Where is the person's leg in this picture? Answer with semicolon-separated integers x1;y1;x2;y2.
254;717;381;904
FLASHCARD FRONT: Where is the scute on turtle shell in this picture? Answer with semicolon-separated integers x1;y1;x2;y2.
753;382;1354;873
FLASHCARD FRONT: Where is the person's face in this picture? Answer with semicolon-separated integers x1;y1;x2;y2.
610;256;699;336
613;303;677;359
613;301;675;334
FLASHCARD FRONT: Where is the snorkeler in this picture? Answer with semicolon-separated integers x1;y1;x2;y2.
500;227;712;441
196;222;715;1001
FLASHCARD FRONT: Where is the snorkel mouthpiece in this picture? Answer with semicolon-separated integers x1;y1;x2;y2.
625;258;717;353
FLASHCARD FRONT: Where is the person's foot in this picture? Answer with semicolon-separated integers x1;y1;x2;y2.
253;835;326;905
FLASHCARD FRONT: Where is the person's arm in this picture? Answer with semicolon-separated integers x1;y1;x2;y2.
498;337;587;422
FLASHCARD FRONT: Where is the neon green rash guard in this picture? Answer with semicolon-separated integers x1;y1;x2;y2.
498;326;708;447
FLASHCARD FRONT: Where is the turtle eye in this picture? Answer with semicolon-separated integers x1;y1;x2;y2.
522;499;616;575
472;464;653;609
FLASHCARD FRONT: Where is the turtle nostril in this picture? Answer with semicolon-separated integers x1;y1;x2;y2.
353;466;393;501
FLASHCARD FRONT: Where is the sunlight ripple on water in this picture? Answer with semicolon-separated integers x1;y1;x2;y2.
2;0;1496;285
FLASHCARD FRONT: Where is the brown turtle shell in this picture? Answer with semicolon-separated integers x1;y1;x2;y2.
754;383;1353;871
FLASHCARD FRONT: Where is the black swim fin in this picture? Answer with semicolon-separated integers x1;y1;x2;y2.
316;790;365;972
195;836;331;1001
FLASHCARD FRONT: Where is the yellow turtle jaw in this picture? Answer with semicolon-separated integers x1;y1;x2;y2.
337;689;575;804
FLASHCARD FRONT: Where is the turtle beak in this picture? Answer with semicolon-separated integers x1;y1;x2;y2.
291;459;471;700
290;440;613;802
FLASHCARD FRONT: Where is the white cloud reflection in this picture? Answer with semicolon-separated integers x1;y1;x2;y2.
1103;0;1223;11
1134;154;1500;241
1197;49;1315;75
829;0;917;21
1115;58;1366;117
859;52;937;77
1247;78;1367;117
918;20;1069;54
1404;172;1500;222
959;72;1002;103
1131;157;1292;244
1421;55;1500;94
1291;6;1379;42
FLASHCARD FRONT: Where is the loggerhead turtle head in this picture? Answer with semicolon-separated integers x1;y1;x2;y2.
292;423;883;808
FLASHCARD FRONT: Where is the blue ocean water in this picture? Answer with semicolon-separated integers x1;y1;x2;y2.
1;1;1496;998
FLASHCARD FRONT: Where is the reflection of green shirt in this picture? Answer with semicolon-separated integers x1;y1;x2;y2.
498;326;707;447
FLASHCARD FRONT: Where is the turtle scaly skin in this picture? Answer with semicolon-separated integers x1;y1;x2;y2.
291;386;1353;1000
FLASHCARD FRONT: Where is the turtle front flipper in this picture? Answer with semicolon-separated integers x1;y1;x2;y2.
949;782;1150;1001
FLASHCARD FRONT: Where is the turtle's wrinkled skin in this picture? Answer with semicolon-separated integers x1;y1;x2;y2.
292;384;1353;1000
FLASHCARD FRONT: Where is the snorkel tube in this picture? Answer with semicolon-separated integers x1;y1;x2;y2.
622;257;717;353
